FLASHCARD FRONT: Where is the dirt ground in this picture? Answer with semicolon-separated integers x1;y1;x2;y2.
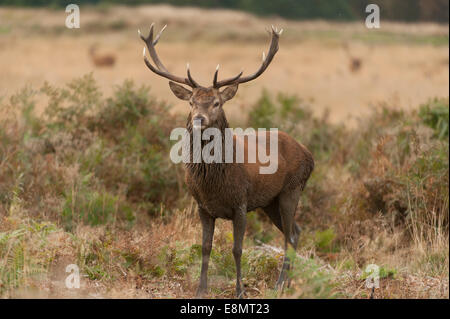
0;5;448;124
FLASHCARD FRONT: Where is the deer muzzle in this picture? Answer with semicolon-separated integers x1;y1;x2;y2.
193;115;208;130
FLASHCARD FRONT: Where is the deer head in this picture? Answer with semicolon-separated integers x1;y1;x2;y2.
139;24;282;130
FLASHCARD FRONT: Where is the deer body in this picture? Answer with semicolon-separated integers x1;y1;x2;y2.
139;24;314;298
185;130;313;218
89;45;116;67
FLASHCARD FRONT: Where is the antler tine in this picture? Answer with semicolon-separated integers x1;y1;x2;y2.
187;63;200;88
213;26;282;88
213;64;220;87
212;64;243;88
213;70;243;88
139;23;199;87
146;24;168;72
153;24;167;46
139;24;167;72
234;26;281;85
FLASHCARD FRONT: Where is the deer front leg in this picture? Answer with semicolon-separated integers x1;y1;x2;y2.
232;205;247;298
196;207;215;298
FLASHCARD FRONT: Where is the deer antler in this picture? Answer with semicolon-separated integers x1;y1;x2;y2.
213;25;283;88
139;23;200;88
139;24;282;89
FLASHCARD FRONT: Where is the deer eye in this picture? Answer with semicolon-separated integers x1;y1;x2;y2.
213;101;220;108
189;101;193;107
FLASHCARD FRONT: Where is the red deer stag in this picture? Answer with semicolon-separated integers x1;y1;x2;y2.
139;24;314;298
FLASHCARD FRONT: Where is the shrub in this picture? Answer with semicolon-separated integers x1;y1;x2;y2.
314;228;337;253
247;251;279;285
158;243;202;277
43;73;102;129
247;90;277;129
361;265;397;281
0;217;61;296
285;248;337;298
1;75;183;230
419;98;449;139
62;187;122;231
247;91;346;162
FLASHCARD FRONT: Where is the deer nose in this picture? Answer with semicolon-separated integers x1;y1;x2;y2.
193;115;206;123
193;115;206;129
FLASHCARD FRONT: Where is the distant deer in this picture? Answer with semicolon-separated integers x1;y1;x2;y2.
89;44;116;67
343;42;362;73
139;24;314;298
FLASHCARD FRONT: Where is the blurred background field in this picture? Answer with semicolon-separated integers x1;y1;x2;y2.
0;1;448;299
0;3;448;123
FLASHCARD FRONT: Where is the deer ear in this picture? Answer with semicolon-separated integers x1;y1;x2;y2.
169;81;192;101
220;84;239;102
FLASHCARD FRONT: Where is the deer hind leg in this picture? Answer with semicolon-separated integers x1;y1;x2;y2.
275;186;302;290
262;196;302;247
262;200;290;289
232;205;247;298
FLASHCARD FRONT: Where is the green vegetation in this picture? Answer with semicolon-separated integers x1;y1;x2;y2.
0;76;448;298
314;228;337;253
285;248;337;298
0;219;60;295
361;265;397;281
419;98;449;139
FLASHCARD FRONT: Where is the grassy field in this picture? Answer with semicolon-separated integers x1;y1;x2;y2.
0;5;449;298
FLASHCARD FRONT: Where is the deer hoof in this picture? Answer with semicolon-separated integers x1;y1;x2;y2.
236;289;247;299
195;287;207;298
275;273;287;291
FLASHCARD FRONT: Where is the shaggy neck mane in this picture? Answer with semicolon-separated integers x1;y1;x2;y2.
185;112;231;183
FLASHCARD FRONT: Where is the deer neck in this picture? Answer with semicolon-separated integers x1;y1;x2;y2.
184;112;230;181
